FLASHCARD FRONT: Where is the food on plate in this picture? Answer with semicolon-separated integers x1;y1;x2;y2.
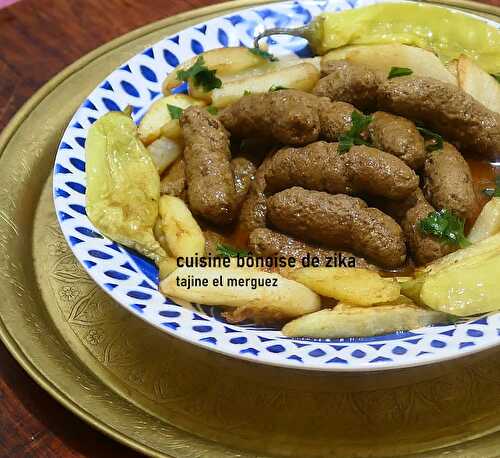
84;4;500;339
138;94;205;144
160;266;321;320
85;111;166;263
456;55;500;113
264;141;419;199
180;106;236;225
267;187;406;268
423;142;477;221
288;267;400;306
282;297;450;338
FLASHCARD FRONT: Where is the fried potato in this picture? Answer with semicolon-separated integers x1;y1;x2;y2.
457;55;500;113
468;198;500;243
162;47;267;94
147;137;182;174
282;297;449;338
158;257;178;280
138;94;205;144
158;195;205;257
210;62;320;108
323;44;457;85
160;266;321;318
288;267;400;306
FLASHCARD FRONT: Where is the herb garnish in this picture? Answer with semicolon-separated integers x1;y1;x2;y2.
167;104;184;120
243;90;252;96
483;174;500;198
176;56;222;92
419;209;471;248
249;47;278;62
491;73;500;84
269;85;288;92
388;67;413;79
417;126;444;152
207;106;219;115
216;244;250;257
338;111;373;153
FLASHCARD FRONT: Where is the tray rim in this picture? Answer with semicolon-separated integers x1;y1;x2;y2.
1;0;499;456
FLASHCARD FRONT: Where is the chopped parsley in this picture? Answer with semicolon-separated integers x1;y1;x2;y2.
338;111;373;153
388;66;413;79
491;73;500;83
243;90;252;96
216;244;250;257
417;126;444;152
269;85;288;92
249;47;278;62
207;105;219;115
419;209;471;248
176;56;222;92
483;174;500;198
167;104;184;120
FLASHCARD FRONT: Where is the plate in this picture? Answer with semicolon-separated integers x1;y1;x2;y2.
53;0;500;371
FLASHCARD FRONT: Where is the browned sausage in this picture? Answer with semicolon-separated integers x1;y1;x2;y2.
219;90;321;146
180;107;236;225
160;159;186;199
267;187;406;268
265;142;418;200
318;99;361;142
423;142;477;220
231;157;256;210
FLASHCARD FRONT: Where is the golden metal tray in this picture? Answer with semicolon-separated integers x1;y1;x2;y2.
1;0;500;456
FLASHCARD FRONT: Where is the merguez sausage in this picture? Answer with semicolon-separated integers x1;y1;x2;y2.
267;187;406;268
180;107;236;225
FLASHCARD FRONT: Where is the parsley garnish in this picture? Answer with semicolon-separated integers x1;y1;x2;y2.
176;56;222;92
269;85;288;92
388;67;413;79
243;90;252;96
207;106;218;115
417;126;444;152
491;73;500;84
216;244;250;257
483;174;500;198
419;209;471;248
249;47;278;62
167;104;184;120
338;111;373;153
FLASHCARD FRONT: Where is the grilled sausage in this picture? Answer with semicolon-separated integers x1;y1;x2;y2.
313;60;382;111
231;157;256;210
378;77;500;159
160;159;186;199
368;111;426;170
219;90;321;146
318;99;361;142
423;142;477;220
265;142;419;200
267;187;406;268
180;107;236;225
249;227;371;269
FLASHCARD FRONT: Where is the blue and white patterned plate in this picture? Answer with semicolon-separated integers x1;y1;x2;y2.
53;0;500;371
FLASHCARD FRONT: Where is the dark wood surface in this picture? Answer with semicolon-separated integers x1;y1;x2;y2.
0;0;498;456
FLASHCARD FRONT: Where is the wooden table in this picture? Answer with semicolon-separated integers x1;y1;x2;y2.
0;0;498;456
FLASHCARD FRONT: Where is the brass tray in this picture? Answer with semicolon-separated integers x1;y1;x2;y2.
1;1;500;456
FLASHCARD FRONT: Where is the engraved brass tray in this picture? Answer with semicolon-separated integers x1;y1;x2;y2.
1;0;500;456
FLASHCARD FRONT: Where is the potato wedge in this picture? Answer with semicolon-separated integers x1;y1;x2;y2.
158;257;178;280
162;47;267;94
288;268;400;306
468;197;500;243
147;137;182;174
282;298;449;338
160;266;321;318
160;119;182;141
420;251;500;316
457;55;500;113
322;44;457;85
138;94;205;145
210;62;320;108
158;195;205;257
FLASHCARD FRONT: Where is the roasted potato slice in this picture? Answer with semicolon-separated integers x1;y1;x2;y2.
457;55;500;114
468;197;500;243
210;62;320;108
323;44;457;85
160;266;321;318
158;195;205;257
288;267;400;306
282;297;449;338
138;94;205;144
147;137;182;174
